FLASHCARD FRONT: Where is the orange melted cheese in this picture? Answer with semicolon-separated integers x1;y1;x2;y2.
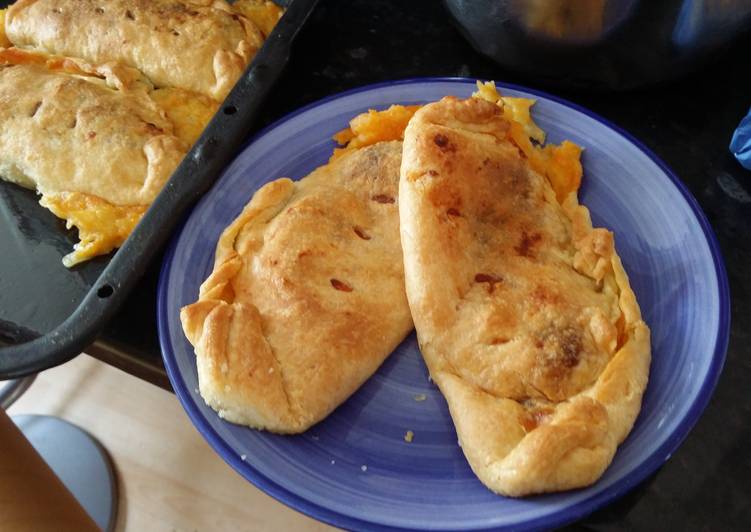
333;81;583;203
233;0;285;38
0;46;88;75
151;87;219;146
40;193;146;267
473;81;582;201
331;104;421;161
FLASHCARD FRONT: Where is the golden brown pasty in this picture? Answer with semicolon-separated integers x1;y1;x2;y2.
180;141;414;433
0;49;186;265
5;0;264;101
399;92;651;496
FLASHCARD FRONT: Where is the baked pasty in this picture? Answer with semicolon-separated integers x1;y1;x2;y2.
399;92;651;496
0;2;282;266
181;141;413;433
0;49;186;265
5;0;264;101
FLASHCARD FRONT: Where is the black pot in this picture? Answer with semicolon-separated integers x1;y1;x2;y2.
444;0;751;90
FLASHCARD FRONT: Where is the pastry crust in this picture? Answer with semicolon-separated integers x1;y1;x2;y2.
0;52;187;265
0;60;185;206
399;96;651;496
5;0;264;100
181;141;414;433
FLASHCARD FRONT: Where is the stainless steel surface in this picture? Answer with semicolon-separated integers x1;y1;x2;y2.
445;0;751;89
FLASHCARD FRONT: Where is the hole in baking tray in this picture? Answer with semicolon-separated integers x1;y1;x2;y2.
97;285;114;298
223;105;237;115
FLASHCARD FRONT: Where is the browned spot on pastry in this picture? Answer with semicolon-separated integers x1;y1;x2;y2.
372;194;395;204
144;122;164;134
615;312;627;351
171;29;180;36
87;131;97;139
125;9;134;20
539;326;582;373
474;273;502;293
530;284;561;308
330;279;353;292
29;101;42;118
514;231;542;257
433;133;455;152
353;226;371;240
560;331;582;368
447;208;461;217
297;250;313;259
69;117;77;129
519;407;553;432
490;337;509;345
427;169;438;176
508;138;527;160
427;182;463;213
95;7;104;14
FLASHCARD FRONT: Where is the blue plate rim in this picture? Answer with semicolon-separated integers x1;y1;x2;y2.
157;77;730;531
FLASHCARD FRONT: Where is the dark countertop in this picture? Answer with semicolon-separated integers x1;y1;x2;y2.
89;0;750;529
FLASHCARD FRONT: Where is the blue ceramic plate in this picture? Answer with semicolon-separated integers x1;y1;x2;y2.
158;79;729;531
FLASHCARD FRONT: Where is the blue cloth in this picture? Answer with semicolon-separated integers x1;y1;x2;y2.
730;107;751;170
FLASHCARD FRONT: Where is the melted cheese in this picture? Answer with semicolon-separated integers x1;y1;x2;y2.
332;82;582;202
40;192;146;267
331;104;420;161
151;87;219;146
473;81;582;201
233;0;285;38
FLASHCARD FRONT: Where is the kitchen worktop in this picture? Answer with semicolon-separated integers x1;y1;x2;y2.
87;1;750;529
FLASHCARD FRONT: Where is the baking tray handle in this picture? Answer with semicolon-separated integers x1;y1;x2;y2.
0;0;319;379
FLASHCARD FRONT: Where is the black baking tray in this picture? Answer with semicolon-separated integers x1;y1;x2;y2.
0;0;319;378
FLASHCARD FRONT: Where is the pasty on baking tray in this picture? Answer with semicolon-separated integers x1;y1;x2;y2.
4;0;269;101
398;86;651;496
0;1;282;265
0;48;187;266
181;141;413;433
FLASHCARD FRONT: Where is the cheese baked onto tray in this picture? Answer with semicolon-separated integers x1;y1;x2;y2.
398;85;651;496
5;0;265;101
181;141;413;433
